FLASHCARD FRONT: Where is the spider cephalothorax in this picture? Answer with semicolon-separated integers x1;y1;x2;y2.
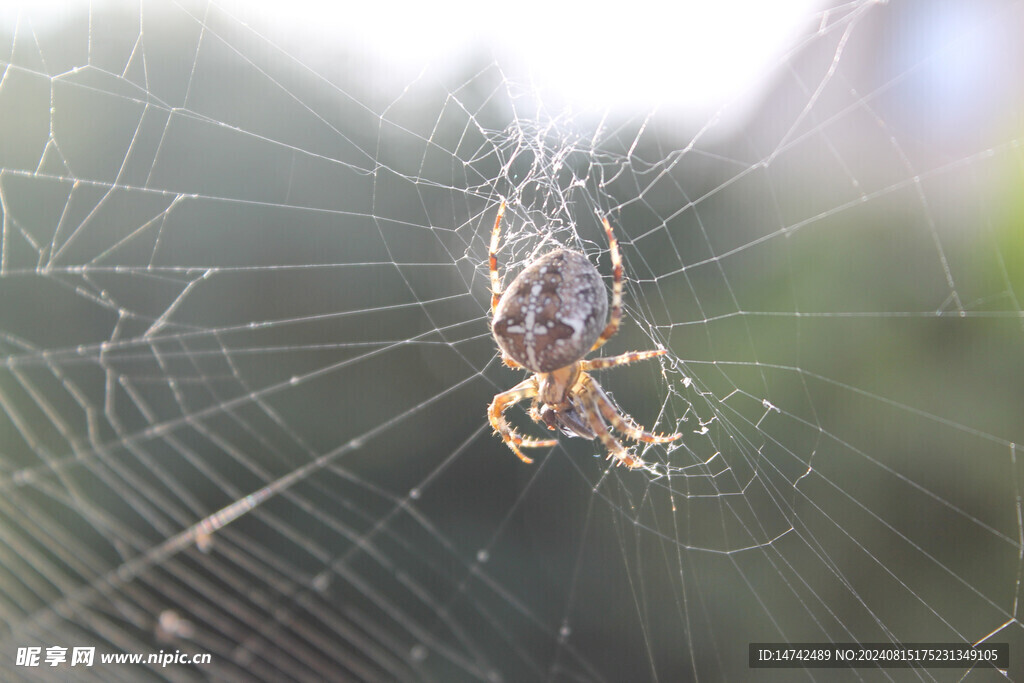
487;202;681;468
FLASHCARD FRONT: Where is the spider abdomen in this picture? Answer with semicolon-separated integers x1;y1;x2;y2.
492;249;608;373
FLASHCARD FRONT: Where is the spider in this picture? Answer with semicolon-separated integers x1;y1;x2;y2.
487;202;681;468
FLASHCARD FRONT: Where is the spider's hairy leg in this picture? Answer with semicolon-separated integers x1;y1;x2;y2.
489;202;523;370
590;215;623;352
489;201;507;316
577;375;640;468
488;377;558;464
580;348;668;372
499;351;523;369
590;378;682;444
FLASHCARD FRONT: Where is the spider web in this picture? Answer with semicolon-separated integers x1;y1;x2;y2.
1;0;1022;681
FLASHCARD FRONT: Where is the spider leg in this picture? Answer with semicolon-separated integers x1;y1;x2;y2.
528;403;549;428
589;215;623;352
499;352;524;369
488;377;558;464
577;374;640;468
489;201;524;370
489;201;506;315
589;377;682;444
580;348;667;372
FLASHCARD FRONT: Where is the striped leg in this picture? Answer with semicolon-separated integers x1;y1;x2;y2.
589;216;623;352
489;201;507;314
589;379;681;444
489;201;523;369
488;377;558;464
578;376;639;468
581;348;667;372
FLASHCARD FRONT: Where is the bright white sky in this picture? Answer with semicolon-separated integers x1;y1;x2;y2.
2;0;824;127
241;0;825;125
